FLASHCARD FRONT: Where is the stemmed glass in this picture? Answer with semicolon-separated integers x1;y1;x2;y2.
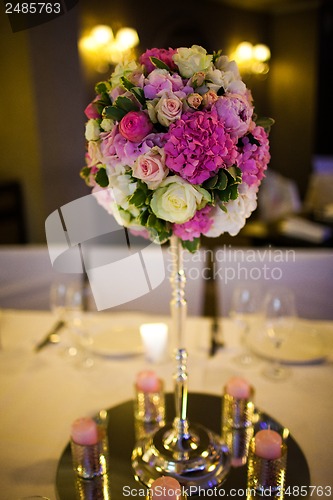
261;287;297;381
230;285;260;366
50;279;95;368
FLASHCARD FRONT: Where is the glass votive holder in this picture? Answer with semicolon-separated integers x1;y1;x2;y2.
222;386;255;429
71;426;109;479
75;471;111;499
134;379;165;425
222;425;254;467
246;433;287;498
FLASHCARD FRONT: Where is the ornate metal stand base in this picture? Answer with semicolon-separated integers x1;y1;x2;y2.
132;421;230;489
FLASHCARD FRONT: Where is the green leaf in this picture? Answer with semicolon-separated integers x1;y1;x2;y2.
115;95;138;113
95;81;110;94
203;174;218;189
182;238;200;253
131;87;146;108
147;213;157;227
95;168;109;188
80;166;91;179
229;184;239;200
217;189;231;203
149;56;170;71
255;116;275;133
103;105;126;122
120;76;135;91
128;189;147;208
226;165;242;184
216;170;228;190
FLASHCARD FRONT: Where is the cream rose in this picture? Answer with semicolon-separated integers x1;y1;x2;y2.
132;147;169;189
173;45;212;78
151;176;206;224
154;92;183;127
85;119;100;141
100;118;115;132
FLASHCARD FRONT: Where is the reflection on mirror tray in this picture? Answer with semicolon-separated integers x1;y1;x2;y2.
56;394;310;500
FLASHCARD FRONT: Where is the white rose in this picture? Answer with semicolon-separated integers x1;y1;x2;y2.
85;119;100;141
204;183;258;237
110;59;140;88
173;45;212;78
100;118;115;132
212;56;247;95
154;92;183;126
151;176;205;224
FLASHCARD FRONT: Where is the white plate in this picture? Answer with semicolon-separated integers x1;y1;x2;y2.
89;322;143;358
248;320;330;364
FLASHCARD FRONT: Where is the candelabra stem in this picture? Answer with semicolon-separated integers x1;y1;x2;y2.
131;237;230;489
169;236;189;438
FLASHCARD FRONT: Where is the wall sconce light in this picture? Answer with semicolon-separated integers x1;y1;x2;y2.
79;24;140;73
231;41;271;76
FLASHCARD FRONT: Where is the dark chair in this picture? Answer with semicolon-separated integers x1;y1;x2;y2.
0;180;27;244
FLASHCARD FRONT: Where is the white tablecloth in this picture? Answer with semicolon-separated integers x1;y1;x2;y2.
0;309;332;500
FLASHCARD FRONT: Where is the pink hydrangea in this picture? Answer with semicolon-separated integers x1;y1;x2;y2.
237;125;271;187
164;110;238;184
139;48;177;74
173;206;213;241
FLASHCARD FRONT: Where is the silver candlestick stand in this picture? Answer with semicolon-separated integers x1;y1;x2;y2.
132;236;230;489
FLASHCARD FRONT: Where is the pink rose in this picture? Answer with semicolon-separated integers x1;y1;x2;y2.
139;48;177;74
84;96;101;119
154;92;183;126
132;147;169;189
119;111;153;142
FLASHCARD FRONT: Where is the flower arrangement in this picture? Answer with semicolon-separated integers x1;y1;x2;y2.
81;45;273;252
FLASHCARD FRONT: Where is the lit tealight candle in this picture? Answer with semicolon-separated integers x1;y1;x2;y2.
254;429;282;459
225;377;251;399
136;370;161;393
140;323;168;363
151;476;182;500
71;417;99;446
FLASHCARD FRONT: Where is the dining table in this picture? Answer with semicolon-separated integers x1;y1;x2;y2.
0;307;332;500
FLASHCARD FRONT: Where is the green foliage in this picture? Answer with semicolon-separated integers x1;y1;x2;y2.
103;95;139;122
182;238;200;253
95;167;109;188
255;116;275;133
203;166;242;204
149;57;170;71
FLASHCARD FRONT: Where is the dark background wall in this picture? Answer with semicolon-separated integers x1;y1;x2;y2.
0;0;329;243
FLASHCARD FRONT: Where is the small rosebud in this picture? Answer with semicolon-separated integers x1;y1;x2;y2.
202;90;219;109
187;93;203;109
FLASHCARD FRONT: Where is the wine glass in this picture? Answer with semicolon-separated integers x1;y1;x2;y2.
261;287;297;381
50;279;95;368
65;280;95;369
230;285;260;366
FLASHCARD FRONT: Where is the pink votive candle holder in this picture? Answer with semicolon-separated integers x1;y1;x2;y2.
247;429;287;496
134;371;165;427
70;417;109;479
222;377;255;429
